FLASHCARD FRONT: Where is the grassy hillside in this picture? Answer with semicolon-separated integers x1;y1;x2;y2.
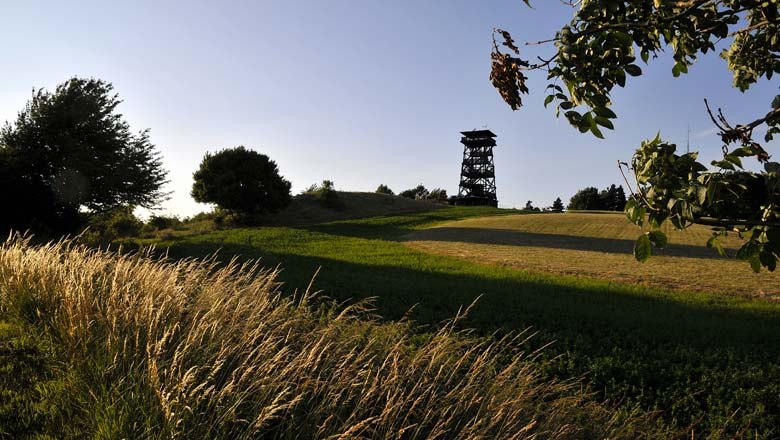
269;191;446;225
405;212;780;297
136;207;780;437
146;192;447;241
0;236;646;439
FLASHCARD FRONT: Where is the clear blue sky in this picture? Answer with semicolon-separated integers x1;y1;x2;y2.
1;1;774;216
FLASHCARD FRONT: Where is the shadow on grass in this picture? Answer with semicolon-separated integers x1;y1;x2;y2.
294;210;522;241
159;238;780;434
402;226;726;260
161;241;779;352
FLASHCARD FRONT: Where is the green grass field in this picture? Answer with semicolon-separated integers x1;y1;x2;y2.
132;201;780;437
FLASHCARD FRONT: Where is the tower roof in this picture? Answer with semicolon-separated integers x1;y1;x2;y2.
460;129;496;138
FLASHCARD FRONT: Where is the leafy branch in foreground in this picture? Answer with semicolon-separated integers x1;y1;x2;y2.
491;1;779;271
621;134;779;272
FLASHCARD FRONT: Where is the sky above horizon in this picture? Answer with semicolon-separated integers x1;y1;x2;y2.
1;1;776;216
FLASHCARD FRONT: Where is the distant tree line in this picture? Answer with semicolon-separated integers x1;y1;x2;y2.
377;184;448;203
520;197;564;213
568;184;626;211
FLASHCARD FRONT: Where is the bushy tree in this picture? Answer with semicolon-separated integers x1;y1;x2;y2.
0;77;168;234
567;187;602;211
551;197;564;213
490;2;780;270
191;146;291;215
400;184;429;200
375;184;394;195
429;188;448;202
599;184;627;211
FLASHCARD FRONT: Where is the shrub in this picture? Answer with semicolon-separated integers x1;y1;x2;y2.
0;237;653;438
147;215;181;231
305;180;341;209
82;206;143;244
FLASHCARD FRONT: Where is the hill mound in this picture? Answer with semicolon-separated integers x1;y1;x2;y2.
268;191;445;225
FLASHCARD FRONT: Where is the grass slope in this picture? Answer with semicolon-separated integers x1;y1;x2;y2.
141;207;780;437
148;192;446;241
405;212;780;297
268;191;446;226
0;236;647;439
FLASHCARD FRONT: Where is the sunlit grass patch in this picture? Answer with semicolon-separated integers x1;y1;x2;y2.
405;212;780;298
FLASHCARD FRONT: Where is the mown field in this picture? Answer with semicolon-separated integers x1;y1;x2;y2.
132;201;780;437
405;212;780;298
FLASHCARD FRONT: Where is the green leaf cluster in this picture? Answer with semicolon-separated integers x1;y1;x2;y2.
627;134;780;271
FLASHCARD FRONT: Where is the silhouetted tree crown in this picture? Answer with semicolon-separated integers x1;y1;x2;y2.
0;77;168;233
599;184;627;211
568;185;627;211
429;188;448;202
399;185;429;200
375;184;394;195
191;146;291;215
304;179;341;209
551;197;564;213
523;200;541;212
568;187;601;211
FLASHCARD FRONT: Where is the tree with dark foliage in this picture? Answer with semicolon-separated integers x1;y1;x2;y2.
399;184;429;200
429;188;448;202
599;184;627;211
567;187;602;211
192;146;291;216
307;180;341;209
375;184;394;195
0;77;168;234
551;197;564;213
491;1;780;271
523;200;541;212
569;185;626;211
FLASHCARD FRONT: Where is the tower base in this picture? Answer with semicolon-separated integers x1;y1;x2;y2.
452;196;498;207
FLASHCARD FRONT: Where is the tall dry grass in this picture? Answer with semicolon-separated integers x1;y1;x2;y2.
0;236;654;439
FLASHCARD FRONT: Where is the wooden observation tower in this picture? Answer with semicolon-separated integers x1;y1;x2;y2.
454;129;498;207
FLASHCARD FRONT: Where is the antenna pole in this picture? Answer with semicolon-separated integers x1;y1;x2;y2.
686;125;690;154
